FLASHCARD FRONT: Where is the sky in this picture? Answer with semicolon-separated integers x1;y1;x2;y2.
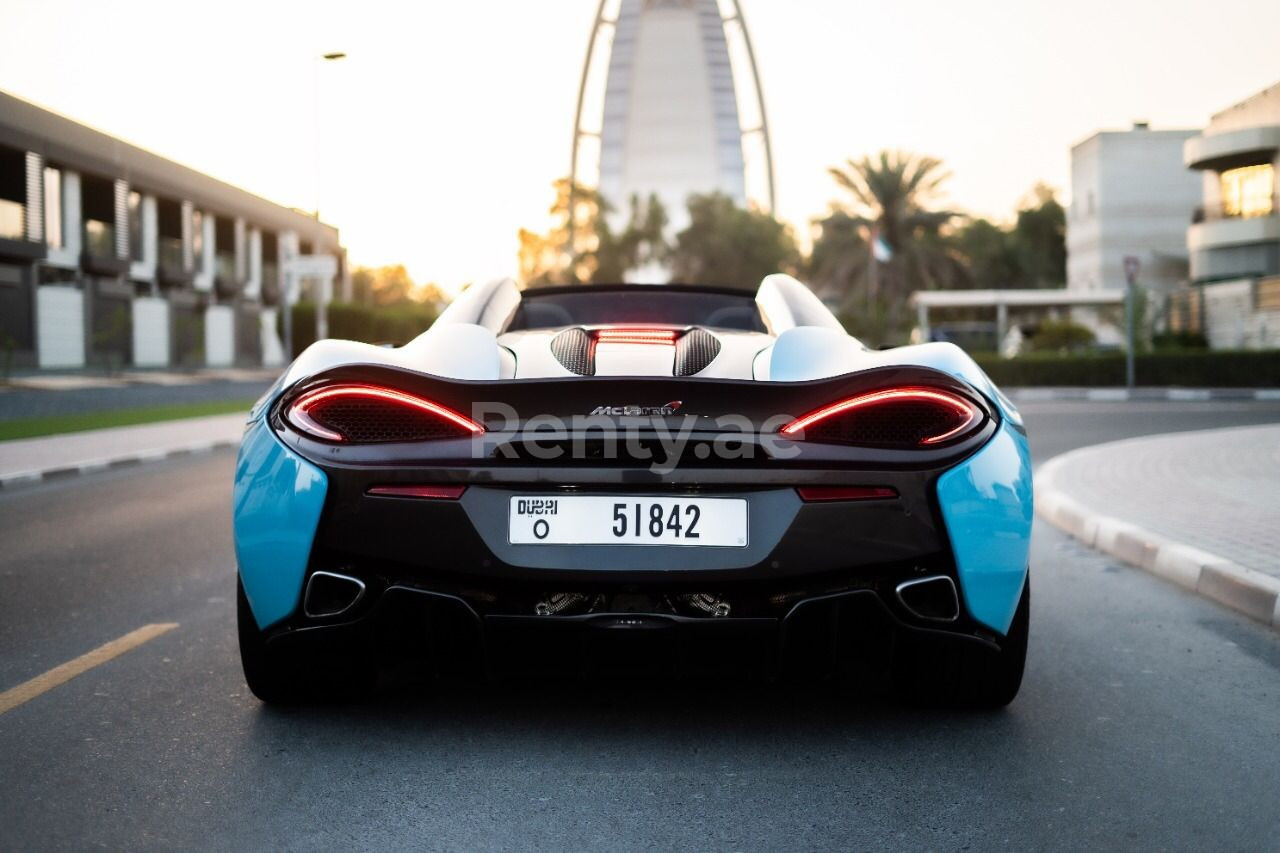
1;0;1277;295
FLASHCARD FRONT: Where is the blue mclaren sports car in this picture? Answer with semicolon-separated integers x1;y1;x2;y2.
233;275;1033;706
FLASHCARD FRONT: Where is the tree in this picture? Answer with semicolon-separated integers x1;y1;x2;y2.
518;179;669;286
806;210;867;305
351;264;419;307
1011;183;1066;288
668;193;799;288
826;151;966;336
518;178;602;287
951;217;1020;289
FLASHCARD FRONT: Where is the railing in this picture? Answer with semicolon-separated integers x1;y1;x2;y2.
158;236;184;271
83;219;116;257
215;253;236;284
1192;196;1279;223
0;198;25;241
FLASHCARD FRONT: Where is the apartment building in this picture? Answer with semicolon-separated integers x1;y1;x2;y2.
0;90;346;371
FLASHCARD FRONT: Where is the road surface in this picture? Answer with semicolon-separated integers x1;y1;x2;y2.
1;400;1278;850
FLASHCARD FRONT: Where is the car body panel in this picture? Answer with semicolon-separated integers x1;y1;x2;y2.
936;419;1034;633
233;416;329;629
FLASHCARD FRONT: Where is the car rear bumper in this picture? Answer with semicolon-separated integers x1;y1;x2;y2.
234;413;1032;642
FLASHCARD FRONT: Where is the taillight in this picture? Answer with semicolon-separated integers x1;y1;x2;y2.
779;387;981;447
285;384;484;443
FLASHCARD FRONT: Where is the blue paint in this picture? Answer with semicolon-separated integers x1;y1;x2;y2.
233;416;328;629
936;421;1033;634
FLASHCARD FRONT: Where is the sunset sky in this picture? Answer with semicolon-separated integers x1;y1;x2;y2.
1;0;1277;294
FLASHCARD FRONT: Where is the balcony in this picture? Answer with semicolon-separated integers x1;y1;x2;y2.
157;235;192;288
1184;126;1280;171
80;219;129;276
214;252;242;298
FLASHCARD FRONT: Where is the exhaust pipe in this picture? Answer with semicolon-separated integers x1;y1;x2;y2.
304;571;366;618
895;575;959;622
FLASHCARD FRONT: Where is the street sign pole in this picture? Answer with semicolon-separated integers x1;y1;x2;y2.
1123;256;1140;390
282;269;294;360
282;254;339;358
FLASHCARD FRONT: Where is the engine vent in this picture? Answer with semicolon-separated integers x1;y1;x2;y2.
551;328;594;376
674;328;721;376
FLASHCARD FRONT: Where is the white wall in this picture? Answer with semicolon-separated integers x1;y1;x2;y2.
194;213;215;292
131;297;170;367
1067;129;1201;294
1202;278;1280;350
204;305;234;367
130;194;157;283
36;286;85;368
45;170;80;268
260;307;285;367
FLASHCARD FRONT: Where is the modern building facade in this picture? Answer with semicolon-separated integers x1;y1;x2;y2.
0;90;346;372
570;0;773;274
1067;124;1201;296
1175;82;1280;349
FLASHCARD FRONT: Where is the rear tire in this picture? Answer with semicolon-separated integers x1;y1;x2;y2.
893;576;1029;709
237;577;305;704
237;577;374;704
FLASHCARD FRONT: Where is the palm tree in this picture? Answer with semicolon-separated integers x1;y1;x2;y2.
826;151;966;333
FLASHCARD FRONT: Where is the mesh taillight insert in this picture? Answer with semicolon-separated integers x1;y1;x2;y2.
286;385;483;443
780;388;981;447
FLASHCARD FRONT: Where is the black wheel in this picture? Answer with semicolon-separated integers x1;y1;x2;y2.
892;576;1029;709
237;577;373;704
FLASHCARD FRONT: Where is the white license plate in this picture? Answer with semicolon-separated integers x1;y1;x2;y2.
508;496;748;547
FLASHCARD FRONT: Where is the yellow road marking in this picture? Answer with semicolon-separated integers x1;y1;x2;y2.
0;622;179;715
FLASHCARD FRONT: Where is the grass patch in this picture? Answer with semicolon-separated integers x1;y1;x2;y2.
0;399;255;442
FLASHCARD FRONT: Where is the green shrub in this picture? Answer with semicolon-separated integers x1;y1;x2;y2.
1026;318;1095;353
1151;331;1209;351
974;350;1280;387
284;301;440;357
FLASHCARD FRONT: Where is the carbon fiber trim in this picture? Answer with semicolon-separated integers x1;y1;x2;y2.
551;328;594;375
674;328;721;376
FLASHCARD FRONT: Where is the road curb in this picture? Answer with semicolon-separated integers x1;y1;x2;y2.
1036;450;1280;632
0;439;239;491
1008;387;1280;403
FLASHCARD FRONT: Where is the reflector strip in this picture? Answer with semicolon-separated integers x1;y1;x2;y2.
367;484;467;499
779;387;979;444
796;486;898;502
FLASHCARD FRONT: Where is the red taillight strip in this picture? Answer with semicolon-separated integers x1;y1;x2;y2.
594;328;678;346
796;486;899;502
287;383;485;442
779;387;980;444
367;484;467;500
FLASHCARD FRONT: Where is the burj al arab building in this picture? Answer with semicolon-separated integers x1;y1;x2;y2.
571;0;775;238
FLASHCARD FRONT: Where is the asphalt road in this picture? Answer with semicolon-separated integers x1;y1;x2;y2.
1;400;1278;850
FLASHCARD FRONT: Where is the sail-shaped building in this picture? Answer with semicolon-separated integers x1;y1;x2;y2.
571;0;773;257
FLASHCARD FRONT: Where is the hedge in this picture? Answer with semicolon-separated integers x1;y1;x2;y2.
285;301;439;357
973;350;1280;387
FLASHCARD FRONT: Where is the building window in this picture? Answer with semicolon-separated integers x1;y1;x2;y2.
0;145;24;241
1220;164;1275;218
44;167;62;249
128;190;144;262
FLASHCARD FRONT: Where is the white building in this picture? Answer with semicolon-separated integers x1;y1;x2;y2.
1067;123;1202;296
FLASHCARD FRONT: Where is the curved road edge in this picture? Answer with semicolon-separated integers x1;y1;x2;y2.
1035;435;1280;632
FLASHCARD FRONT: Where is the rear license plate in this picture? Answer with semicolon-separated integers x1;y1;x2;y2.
508;496;748;547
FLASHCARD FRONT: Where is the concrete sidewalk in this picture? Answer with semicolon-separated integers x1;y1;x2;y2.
1037;424;1280;630
0;414;245;488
